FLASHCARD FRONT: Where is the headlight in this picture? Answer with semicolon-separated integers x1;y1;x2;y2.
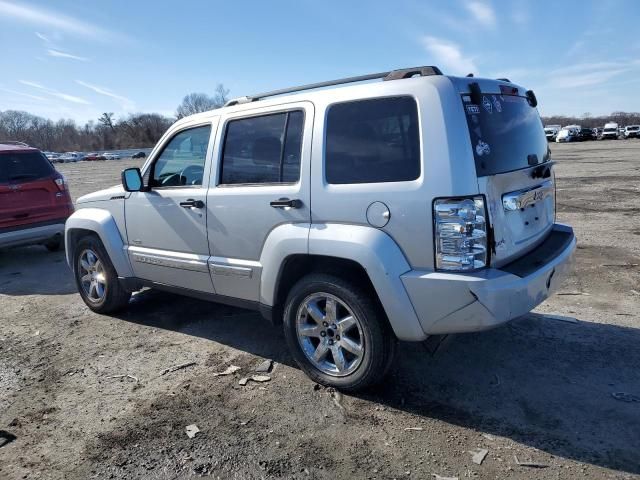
434;196;488;271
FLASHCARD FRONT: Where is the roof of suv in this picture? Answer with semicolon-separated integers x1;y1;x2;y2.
0;143;39;153
173;66;526;129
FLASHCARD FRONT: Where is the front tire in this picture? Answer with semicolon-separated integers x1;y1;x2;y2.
283;273;396;392
73;235;131;314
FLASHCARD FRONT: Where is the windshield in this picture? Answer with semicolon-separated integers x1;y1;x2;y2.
604;128;617;132
462;93;549;176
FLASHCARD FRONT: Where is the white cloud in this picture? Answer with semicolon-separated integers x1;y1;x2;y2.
75;80;134;110
0;87;47;101
0;1;117;41
421;36;478;76
19;80;90;105
47;49;89;61
35;31;52;43
464;1;496;29
549;60;640;89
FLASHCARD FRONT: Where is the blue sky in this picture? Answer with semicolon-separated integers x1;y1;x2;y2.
1;0;639;123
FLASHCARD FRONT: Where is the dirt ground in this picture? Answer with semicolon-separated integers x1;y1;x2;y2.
1;141;639;480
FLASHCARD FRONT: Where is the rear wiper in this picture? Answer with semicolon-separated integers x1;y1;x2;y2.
531;162;555;179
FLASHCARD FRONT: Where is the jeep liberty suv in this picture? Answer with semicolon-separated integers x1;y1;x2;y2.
66;66;576;391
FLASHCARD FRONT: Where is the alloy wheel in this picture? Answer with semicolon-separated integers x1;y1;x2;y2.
78;249;107;303
295;292;365;376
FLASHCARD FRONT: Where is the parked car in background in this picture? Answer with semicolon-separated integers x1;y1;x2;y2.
103;152;121;160
556;127;578;142
60;152;82;162
0;142;73;251
66;66;576;391
544;126;560;141
601;122;619;140
593;127;603;139
623;125;640;138
132;151;146;159
43;152;61;163
84;152;106;161
577;127;595;141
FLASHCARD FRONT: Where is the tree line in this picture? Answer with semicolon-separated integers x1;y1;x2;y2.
541;112;640;128
0;84;229;152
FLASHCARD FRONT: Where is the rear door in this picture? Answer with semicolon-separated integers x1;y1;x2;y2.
0;151;65;230
206;102;313;302
458;84;555;267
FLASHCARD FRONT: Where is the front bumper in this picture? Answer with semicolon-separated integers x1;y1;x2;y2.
402;224;576;335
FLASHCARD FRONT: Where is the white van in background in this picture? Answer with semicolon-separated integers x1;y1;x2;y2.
601;122;619;140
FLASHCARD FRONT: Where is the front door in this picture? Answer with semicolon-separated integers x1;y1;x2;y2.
206;103;313;302
125;121;217;293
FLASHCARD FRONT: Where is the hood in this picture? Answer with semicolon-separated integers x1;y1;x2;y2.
77;184;126;204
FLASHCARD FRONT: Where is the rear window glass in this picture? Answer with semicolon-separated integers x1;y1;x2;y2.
462;93;550;176
0;151;53;184
325;96;420;184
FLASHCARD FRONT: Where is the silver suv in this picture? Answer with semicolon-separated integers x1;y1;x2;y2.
65;66;576;391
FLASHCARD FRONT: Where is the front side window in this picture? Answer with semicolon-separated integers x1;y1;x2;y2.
325;96;420;184
220;110;304;185
151;125;211;187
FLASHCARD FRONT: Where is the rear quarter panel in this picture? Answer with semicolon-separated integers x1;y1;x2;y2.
309;75;479;270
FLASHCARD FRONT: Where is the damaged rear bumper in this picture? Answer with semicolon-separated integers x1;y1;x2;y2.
401;224;576;335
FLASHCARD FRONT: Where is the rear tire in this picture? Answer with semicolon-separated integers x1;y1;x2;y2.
73;235;131;314
283;273;396;392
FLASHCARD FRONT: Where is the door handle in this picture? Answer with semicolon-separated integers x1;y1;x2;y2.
180;199;205;209
270;198;302;209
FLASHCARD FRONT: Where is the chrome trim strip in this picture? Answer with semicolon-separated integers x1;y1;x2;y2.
207;257;260;279
128;246;209;273
209;264;253;278
502;180;554;211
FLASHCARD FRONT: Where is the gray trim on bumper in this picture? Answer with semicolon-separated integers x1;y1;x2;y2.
0;223;65;249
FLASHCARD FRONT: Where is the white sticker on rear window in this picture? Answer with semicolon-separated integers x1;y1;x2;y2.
482;96;492;114
475;140;491;156
492;95;502;113
466;104;480;114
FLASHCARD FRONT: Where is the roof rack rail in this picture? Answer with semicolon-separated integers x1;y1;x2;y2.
225;65;443;106
0;140;29;146
496;78;511;82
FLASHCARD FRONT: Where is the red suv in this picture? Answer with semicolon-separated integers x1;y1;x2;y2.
0;142;74;251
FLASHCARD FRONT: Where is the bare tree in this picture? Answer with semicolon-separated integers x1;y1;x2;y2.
213;83;230;107
175;84;230;119
98;112;115;130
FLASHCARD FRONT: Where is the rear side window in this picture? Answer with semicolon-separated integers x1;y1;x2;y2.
0;151;53;184
325;96;420;184
220;110;304;185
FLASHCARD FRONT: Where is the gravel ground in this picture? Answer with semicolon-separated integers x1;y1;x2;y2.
1;142;639;479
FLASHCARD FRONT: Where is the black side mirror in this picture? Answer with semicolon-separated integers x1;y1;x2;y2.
122;167;143;192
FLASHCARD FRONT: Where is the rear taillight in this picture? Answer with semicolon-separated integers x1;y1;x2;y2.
434;196;488;271
53;173;67;191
